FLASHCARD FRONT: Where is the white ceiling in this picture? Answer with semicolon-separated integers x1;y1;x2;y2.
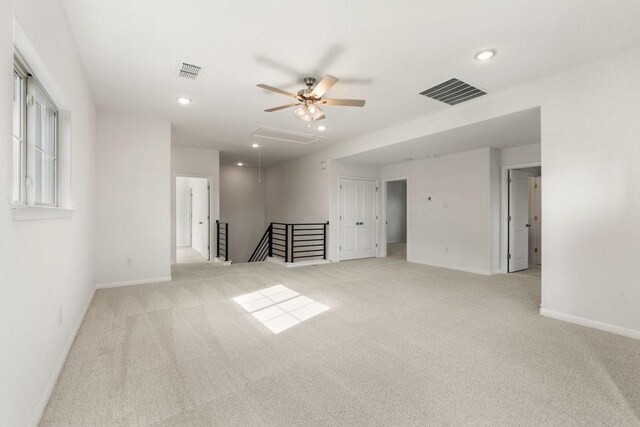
340;107;540;166
61;0;640;167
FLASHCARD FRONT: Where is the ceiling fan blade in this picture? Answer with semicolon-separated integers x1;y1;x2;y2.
320;98;366;107
257;84;298;98
264;103;300;112
310;74;339;97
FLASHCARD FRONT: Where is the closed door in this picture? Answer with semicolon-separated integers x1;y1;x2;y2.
530;176;541;265
508;170;530;272
340;178;377;260
190;178;210;260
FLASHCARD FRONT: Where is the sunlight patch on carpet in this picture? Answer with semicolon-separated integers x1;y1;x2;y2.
233;285;329;334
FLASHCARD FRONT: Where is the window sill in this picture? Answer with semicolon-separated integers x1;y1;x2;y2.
11;204;74;221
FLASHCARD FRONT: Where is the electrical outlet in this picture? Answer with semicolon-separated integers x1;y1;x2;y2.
59;306;62;325
126;257;132;266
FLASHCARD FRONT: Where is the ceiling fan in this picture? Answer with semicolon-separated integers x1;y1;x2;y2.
257;74;366;122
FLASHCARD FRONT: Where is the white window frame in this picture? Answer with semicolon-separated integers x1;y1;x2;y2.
13;56;27;204
13;51;60;208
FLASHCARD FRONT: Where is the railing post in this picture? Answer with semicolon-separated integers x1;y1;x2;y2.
225;222;229;261
290;224;295;263
268;223;273;258
216;220;220;258
323;221;328;259
284;224;288;262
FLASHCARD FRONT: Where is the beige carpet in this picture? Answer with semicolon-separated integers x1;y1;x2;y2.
176;246;208;264
41;256;640;426
388;242;406;260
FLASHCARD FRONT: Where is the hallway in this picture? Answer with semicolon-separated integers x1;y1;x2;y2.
176;246;208;264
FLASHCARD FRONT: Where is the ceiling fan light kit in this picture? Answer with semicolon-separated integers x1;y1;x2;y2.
257;74;366;123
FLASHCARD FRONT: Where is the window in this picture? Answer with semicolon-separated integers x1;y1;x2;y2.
13;65;26;202
13;53;59;206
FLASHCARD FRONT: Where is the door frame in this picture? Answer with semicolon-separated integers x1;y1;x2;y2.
174;173;213;261
501;162;541;273
189;188;193;247
381;176;409;259
338;175;380;262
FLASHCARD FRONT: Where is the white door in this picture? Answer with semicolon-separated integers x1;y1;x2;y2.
530;176;542;265
358;180;378;258
190;178;210;260
340;178;377;260
508;170;530;272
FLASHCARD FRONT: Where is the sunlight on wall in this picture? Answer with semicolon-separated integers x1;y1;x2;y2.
233;285;329;334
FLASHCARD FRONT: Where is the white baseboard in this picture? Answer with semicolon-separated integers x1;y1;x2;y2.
96;276;172;289
30;287;95;426
408;258;491;276
267;256;331;268
214;257;232;265
387;240;406;244
540;308;640;341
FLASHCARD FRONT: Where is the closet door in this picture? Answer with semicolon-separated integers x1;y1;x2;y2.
339;178;358;260
340;178;377;260
358;179;377;259
508;170;530;272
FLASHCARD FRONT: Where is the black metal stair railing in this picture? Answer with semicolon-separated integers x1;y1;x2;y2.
248;222;328;263
248;225;271;262
216;220;229;261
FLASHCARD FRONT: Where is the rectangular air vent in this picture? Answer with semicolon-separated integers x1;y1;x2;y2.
252;127;325;145
419;78;486;105
178;63;202;79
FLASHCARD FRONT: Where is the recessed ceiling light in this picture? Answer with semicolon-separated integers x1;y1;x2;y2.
177;97;191;105
252;143;260;148
195;143;201;146
237;162;244;166
475;50;496;61
317;125;326;131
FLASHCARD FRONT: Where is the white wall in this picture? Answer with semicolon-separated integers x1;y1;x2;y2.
175;177;190;246
171;145;219;263
501;143;541;166
265;154;330;224
386;180;407;243
95;112;171;286
220;165;265;262
382;148;493;274
538;48;640;337
0;1;96;425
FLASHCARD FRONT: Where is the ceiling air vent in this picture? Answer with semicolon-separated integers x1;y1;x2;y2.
178;63;202;80
419;78;486;105
252;127;325;145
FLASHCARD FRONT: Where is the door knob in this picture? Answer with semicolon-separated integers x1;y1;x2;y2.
525;224;531;228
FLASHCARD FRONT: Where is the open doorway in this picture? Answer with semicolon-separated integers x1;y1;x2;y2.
385;179;407;260
176;176;210;264
507;166;541;273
